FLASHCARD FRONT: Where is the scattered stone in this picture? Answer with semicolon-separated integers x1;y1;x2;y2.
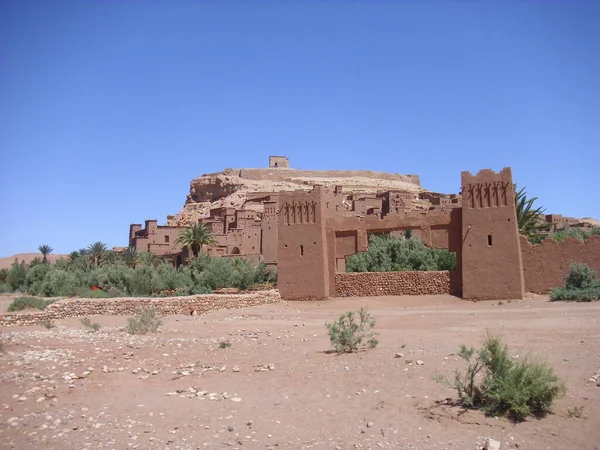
366;421;375;428
484;437;501;450
394;353;404;358
416;360;424;366
231;397;242;402
232;366;240;372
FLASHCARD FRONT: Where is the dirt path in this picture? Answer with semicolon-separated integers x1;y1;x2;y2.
1;294;599;449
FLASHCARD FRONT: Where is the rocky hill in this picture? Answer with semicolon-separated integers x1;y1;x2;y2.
167;167;424;226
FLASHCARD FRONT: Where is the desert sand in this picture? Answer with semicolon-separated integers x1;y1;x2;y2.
1;294;599;449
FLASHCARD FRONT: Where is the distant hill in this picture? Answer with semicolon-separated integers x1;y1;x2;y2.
0;253;66;270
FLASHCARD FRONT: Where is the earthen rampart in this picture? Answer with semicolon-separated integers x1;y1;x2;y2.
520;235;600;293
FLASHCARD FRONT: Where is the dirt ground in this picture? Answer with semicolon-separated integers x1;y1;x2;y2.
0;294;599;450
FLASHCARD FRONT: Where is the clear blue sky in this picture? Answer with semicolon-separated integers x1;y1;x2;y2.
1;1;599;256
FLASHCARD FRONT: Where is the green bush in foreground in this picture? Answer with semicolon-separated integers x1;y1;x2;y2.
126;308;163;335
8;297;54;312
550;263;600;302
435;333;565;421
326;307;379;353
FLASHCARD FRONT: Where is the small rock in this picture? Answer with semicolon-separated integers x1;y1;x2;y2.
484;437;501;450
231;397;242;402
228;426;234;432
416;360;424;366
394;353;404;358
232;366;240;373
366;422;375;428
268;364;275;371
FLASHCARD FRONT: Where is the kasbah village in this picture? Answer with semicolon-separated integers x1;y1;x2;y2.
1;156;600;450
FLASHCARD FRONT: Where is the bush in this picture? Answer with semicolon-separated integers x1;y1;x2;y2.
41;319;56;329
219;340;231;349
7;260;27;291
126;308;163;334
550;228;589;243
0;283;11;294
77;288;111;299
41;269;81;297
550;263;600;302
325;307;379;353
8;296;54;312
346;234;456;273
80;317;101;332
435;333;565;421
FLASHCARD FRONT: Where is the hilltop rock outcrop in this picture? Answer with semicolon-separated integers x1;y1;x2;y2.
167;167;423;226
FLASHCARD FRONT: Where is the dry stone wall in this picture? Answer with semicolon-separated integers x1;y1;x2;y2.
0;291;280;327
335;271;453;297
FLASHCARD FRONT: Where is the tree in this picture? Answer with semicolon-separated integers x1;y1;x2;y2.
515;186;550;244
175;223;217;258
38;244;53;264
87;241;108;267
122;246;139;268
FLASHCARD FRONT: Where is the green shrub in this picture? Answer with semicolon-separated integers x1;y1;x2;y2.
126;308;163;334
24;264;50;296
87;264;133;294
7;260;27;292
591;227;600;236
550;228;589;243
130;266;154;296
80;317;101;332
8;296;54;312
550;263;600;302
0;283;11;294
78;289;110;299
219;340;231;349
325;307;379;353
346;234;456;273
41;269;81;297
435;333;565;421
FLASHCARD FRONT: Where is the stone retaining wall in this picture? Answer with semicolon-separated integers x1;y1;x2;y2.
334;271;454;297
0;290;281;327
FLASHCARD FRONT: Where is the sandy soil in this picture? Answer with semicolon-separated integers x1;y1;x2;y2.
0;254;66;270
1;294;599;450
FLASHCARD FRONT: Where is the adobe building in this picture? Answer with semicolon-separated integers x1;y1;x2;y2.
128;161;599;301
276;167;600;301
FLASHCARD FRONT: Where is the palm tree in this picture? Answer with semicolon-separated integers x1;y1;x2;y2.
38;244;53;264
175;223;217;258
515;186;550;244
122;246;139;268
87;241;108;267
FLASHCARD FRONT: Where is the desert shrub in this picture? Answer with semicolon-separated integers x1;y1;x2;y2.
0;283;11;294
346;234;456;273
41;269;81;297
564;263;596;290
41;319;56;329
80;317;101;332
435;333;565;421
591;227;600;236
126;308;163;334
7;260;27;291
567;405;585;418
8;296;54;312
219;340;231;349
550;263;600;302
0;268;7;284
325;307;379;353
